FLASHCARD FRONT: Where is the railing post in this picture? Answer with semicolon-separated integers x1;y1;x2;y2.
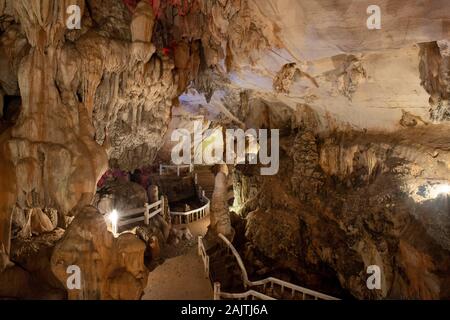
160;196;165;217
177;166;180;176
159;164;162;175
194;173;198;185
144;203;150;225
214;282;221;300
198;236;202;256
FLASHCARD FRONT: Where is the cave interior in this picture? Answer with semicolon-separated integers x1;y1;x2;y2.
0;0;449;301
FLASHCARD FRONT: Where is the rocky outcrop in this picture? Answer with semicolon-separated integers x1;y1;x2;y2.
94;180;148;215
209;164;233;238
234;124;450;299
0;228;66;299
0;0;185;256
51;206;148;300
0;0;108;256
1;0;450;301
419;41;450;122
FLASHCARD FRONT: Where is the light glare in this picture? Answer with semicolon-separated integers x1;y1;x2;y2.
429;183;450;198
109;209;119;224
109;209;119;236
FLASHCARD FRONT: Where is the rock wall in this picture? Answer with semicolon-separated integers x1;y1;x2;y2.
0;0;190;254
51;206;148;300
0;0;108;255
0;0;190;299
419;41;450;122
0;0;449;300
234;124;450;299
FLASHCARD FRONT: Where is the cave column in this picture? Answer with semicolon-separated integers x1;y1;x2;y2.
209;164;233;239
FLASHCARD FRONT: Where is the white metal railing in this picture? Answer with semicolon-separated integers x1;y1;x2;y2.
213;283;276;300
112;196;165;235
249;277;340;300
198;236;210;278
217;233;339;300
170;184;210;224
197;236;274;300
159;164;194;176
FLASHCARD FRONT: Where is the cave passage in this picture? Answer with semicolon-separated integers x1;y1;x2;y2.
0;0;449;302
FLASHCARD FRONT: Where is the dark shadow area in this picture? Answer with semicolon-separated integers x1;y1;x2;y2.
1;95;21;134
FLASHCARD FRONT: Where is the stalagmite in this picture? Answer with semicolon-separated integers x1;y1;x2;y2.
209;164;233;239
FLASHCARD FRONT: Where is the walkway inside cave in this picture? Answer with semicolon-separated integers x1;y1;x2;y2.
142;215;213;300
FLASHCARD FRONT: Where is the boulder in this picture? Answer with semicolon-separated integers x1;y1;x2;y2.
95;180;149;214
17;208;56;238
51;206;148;300
149;236;160;260
30;208;54;235
0;243;14;272
0;229;66;299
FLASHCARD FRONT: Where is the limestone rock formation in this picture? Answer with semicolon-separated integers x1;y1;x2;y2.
0;243;14;272
94;180;149;215
1;228;66;299
234;124;450;299
209;164;234;238
0;0;108;255
419;41;450;122
51;206;148;300
0;0;450;301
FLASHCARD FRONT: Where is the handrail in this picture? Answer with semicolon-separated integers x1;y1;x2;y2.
217;233;249;284
198;236;210;278
198;237;271;301
170;194;210;216
213;283;276;300
159;163;194;176
170;185;210;224
216;233;339;300
170;195;210;224
250;277;339;300
111;196;165;235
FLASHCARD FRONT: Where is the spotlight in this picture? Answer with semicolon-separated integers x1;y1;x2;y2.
429;183;450;199
109;209;119;235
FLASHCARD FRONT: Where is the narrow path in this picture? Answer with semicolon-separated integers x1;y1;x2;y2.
142;216;212;300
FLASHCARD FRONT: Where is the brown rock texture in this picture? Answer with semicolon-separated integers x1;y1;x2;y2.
209;164;233;238
1;0;450;301
0;228;66;299
233;124;450;299
51;206;148;300
0;0;108;255
94;180;148;215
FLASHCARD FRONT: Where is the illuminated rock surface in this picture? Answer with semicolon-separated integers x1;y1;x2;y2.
0;0;449;300
51;206;148;300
